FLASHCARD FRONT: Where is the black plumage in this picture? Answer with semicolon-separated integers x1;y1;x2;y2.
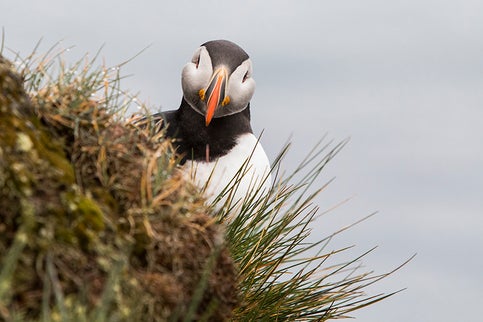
202;40;249;73
150;97;252;163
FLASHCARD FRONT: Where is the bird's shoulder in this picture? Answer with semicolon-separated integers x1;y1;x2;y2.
151;110;177;126
144;110;179;138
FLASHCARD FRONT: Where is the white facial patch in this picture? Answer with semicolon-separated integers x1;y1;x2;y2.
225;59;256;115
181;46;213;114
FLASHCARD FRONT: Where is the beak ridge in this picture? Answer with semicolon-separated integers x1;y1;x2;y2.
205;68;227;126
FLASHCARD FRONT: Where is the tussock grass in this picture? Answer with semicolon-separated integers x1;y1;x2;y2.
0;43;411;321
0;45;237;321
212;138;413;321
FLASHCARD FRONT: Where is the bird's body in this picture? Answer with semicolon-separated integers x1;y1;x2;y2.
184;132;271;208
150;40;271;209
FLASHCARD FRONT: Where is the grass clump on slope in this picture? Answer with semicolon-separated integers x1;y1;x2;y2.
0;47;237;321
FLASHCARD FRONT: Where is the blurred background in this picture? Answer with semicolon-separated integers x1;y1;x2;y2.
2;1;482;321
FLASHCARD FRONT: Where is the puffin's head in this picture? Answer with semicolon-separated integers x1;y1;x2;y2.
181;40;255;126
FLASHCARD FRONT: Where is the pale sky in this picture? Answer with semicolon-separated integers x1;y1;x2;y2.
2;1;483;321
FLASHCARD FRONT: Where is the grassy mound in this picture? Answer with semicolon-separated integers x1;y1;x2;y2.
0;46;410;321
0;53;237;321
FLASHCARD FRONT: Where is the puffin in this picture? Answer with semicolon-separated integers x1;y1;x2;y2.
149;40;271;210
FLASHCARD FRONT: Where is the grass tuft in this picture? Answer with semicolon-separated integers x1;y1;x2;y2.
212;138;412;321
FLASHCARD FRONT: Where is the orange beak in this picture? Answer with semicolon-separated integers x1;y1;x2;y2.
205;68;227;126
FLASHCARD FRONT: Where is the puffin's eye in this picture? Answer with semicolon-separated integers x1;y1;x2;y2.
242;71;249;83
191;49;201;68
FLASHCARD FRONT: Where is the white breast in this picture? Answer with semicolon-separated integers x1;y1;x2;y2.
183;133;272;211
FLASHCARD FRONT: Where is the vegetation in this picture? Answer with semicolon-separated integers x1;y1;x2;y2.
0;44;409;321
